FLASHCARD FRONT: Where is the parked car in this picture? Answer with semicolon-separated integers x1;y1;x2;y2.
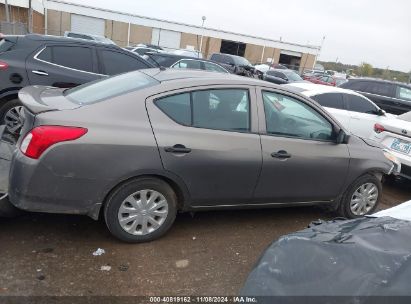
144;52;228;73
285;82;393;139
303;74;336;86
169;49;203;58
63;31;115;45
0;34;154;134
370;111;411;180
209;53;257;77
125;46;162;56
254;63;288;73
0;69;400;242
340;79;411;115
263;69;304;85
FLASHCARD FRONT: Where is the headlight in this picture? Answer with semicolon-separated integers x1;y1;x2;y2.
383;149;401;175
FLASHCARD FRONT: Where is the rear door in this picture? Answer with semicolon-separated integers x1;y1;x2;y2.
146;85;262;207
254;88;349;203
394;85;411;114
310;93;350;130
344;93;381;138
26;44;101;88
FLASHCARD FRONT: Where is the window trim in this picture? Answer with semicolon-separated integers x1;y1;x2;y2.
260;89;337;143
154;88;252;134
33;46;104;76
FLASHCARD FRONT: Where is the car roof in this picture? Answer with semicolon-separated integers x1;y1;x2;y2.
24;34;117;47
141;68;273;85
284;82;365;97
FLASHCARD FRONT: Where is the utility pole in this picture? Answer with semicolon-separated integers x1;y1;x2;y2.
199;16;206;56
5;0;10;22
28;0;33;33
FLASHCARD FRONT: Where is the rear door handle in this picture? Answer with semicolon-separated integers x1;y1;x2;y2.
271;150;291;159
164;144;191;154
32;70;49;76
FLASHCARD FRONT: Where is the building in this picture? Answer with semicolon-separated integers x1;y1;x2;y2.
0;0;320;72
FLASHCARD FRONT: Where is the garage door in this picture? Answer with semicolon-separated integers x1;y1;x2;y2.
151;29;181;50
71;14;105;36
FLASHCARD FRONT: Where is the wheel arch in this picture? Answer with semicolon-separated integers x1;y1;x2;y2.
92;170;191;220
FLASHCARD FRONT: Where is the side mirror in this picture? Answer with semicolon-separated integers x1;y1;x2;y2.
377;109;386;116
336;129;349;144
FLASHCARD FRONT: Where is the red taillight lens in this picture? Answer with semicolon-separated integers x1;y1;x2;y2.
374;123;385;134
20;126;88;159
0;61;8;70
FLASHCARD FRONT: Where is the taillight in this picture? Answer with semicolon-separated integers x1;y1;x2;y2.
374;123;385;134
20;126;88;159
0;60;8;70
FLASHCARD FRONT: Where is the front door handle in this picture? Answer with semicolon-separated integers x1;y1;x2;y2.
271;150;291;159
32;70;49;76
164;144;191;154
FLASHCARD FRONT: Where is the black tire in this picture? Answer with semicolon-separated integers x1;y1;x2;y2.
338;174;382;219
0;99;23;134
104;177;177;243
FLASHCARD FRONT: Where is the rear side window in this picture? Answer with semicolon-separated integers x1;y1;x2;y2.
100;50;149;75
396;86;411;101
173;59;202;70
37;46;94;72
311;93;345;110
340;81;365;90
156;89;250;132
0;39;15;52
65;70;158;104
345;94;378;114
203;62;227;73
363;82;394;96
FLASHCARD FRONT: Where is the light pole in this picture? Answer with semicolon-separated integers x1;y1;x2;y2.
199;16;206;57
5;0;10;22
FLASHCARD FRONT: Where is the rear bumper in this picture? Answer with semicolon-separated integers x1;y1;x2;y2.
8;150;103;219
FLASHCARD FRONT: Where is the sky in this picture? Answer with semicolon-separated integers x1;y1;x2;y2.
66;0;411;72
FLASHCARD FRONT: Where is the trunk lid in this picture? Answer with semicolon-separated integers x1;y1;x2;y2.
382;119;411;139
18;85;80;115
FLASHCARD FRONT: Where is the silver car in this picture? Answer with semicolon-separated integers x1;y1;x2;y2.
5;69;399;242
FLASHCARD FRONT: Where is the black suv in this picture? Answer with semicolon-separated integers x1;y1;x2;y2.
144;52;228;73
0;34;154;133
209;53;257;77
340;78;411;115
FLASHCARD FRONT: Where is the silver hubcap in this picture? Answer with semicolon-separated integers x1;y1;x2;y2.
4;106;24;134
117;189;168;235
350;183;379;216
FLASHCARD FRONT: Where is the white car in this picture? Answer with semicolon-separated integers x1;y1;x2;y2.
284;82;395;139
370;111;411;180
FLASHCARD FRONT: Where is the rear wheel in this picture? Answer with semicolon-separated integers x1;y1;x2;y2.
104;178;177;243
338;174;382;218
0;99;24;135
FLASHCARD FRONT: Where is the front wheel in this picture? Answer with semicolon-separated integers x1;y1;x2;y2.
0;99;24;135
104;178;177;243
338;174;382;218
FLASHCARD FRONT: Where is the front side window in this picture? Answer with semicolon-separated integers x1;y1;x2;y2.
311;93;345;110
100;50;149;75
203;62;227;73
345;94;378;114
41;46;94;72
364;82;394;96
173;59;202;70
156;89;250;132
262;91;333;141
396;86;411;101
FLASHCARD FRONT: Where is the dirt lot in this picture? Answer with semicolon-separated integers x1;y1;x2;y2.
0;179;410;296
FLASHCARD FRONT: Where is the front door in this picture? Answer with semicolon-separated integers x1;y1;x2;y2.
254;89;350;203
146;86;262;206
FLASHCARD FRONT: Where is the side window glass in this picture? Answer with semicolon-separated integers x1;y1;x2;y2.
155;93;191;125
396;86;411;101
155;89;250;132
37;47;52;62
346;95;378;114
50;46;93;72
204;62;226;73
311;93;345;110
262;91;333;141
174;60;201;70
100;50;148;75
364;82;393;96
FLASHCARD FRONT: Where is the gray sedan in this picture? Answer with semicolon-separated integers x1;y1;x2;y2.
5;69;399;242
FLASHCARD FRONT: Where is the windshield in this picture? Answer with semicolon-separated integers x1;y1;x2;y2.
65;71;158;104
233;56;251;66
399;111;411;122
284;71;303;81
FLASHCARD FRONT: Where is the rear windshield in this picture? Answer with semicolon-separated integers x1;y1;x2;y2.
399;111;411;122
65;70;158;105
0;38;15;52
